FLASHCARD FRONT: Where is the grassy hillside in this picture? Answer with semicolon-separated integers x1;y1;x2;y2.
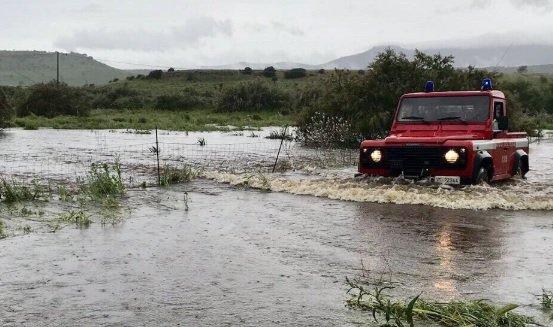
0;51;131;86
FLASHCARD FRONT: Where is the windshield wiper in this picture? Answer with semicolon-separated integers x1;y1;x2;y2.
401;116;426;121
437;116;467;124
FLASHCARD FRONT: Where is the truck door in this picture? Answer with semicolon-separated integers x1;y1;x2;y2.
492;101;509;176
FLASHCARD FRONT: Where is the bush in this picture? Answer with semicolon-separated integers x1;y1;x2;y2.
216;80;288;112
0;89;15;128
154;89;204;111
262;66;276;78
17;83;91;117
81;162;124;199
242;67;253;75
284;68;307;79
92;85;144;109
147;70;163;79
295;49;499;147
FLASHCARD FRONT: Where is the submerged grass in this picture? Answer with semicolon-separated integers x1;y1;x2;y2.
0;219;5;238
346;277;538;327
80;161;125;199
58;210;91;228
160;164;197;186
0;179;47;204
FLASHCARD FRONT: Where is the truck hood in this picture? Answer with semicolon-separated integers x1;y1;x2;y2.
384;134;484;144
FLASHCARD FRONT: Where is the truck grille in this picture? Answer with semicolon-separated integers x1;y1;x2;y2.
360;146;466;176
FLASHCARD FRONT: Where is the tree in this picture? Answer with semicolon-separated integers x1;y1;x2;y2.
0;89;15;128
262;66;276;78
242;67;253;75
284;68;307;79
147;70;163;79
296;48;503;146
517;65;528;74
18;82;91;118
167;67;175;73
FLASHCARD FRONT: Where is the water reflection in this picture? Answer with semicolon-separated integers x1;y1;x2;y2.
353;203;506;299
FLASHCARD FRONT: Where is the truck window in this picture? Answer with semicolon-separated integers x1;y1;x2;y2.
494;102;504;118
397;96;490;122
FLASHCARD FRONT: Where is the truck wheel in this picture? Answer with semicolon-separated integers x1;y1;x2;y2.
474;167;490;185
514;158;528;179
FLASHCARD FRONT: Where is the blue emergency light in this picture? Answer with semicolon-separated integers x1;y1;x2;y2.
481;78;493;91
424;80;434;92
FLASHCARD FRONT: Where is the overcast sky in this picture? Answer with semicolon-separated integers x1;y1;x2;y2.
2;0;553;69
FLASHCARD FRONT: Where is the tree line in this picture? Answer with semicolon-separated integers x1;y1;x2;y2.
1;49;551;146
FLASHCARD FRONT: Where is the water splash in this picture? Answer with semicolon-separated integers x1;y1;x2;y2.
202;171;553;211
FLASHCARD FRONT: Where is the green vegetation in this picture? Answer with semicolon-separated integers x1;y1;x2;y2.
0;179;46;204
58;210;91;228
13;108;294;131
160;165;197;186
541;289;553;310
2;50;553;141
18;82;91;117
0;87;15;128
0;219;5;238
217;80;288;112
80;162;125;199
346;277;537;327
284;68;307;79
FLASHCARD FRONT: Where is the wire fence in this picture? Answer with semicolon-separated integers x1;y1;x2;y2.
0;134;357;186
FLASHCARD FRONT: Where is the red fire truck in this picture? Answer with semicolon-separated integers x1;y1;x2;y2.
358;79;529;185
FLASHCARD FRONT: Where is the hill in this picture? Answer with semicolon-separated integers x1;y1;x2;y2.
0;51;132;86
207;44;553;72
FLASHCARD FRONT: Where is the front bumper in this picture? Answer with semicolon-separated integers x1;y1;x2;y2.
358;146;473;181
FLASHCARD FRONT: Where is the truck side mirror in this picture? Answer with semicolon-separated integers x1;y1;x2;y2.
497;116;509;130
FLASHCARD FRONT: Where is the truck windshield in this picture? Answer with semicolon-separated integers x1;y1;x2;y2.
397;96;490;123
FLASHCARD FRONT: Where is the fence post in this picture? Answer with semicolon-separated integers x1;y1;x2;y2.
272;125;288;173
155;126;161;185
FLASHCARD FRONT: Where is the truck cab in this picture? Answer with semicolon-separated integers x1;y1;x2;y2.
358;79;529;185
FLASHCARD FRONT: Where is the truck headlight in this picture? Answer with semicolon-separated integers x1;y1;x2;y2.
370;149;382;162
444;149;459;164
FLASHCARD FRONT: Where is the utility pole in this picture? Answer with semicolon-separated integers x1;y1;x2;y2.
56;51;60;84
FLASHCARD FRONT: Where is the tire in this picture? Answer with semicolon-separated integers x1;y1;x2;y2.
474;167;490;185
514;158;528;179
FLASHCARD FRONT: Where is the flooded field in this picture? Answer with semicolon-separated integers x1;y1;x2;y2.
1;129;552;326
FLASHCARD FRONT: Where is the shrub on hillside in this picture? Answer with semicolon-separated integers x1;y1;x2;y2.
92;85;145;109
154;88;204;110
242;67;253;75
147;70;163;79
262;66;276;78
284;68;307;79
0;89;15;128
216;80;288;112
17;83;91;117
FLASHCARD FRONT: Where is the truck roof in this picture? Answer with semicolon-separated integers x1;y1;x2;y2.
402;90;505;99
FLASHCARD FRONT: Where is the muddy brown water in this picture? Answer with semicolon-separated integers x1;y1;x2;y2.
1;129;552;326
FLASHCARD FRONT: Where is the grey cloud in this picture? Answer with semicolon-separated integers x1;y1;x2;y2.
271;22;304;36
510;0;552;11
55;17;232;51
246;21;304;36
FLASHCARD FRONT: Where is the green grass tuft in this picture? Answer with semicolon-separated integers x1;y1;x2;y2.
0;179;46;204
80;161;125;199
0;219;5;238
160;164;197;186
346;277;536;327
58;210;91;228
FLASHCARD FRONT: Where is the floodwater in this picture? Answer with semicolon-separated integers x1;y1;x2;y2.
1;129;552;326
